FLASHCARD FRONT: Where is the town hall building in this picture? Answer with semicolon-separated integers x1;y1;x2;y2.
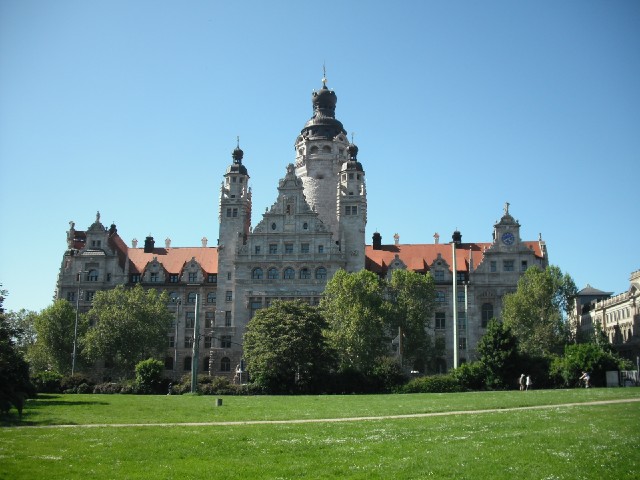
56;77;549;379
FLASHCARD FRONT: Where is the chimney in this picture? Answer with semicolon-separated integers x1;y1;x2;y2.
132;238;138;248
165;238;171;249
144;236;155;253
434;232;440;244
372;232;382;250
394;233;400;245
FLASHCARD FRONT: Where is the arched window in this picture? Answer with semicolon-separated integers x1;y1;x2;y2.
481;303;494;328
252;268;264;280
187;292;197;304
220;357;231;372
268;268;279;280
183;356;192;371
315;267;327;280
87;269;98;281
322;145;332;153
284;267;295;280
300;268;311;279
202;357;210;373
164;357;174;370
310;145;319;154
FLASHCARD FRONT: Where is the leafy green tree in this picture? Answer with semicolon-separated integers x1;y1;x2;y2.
502;265;577;357
243;300;334;394
5;309;38;355
82;285;173;376
33;299;81;375
0;286;35;417
387;269;436;371
550;343;630;388
477;319;520;389
321;270;388;374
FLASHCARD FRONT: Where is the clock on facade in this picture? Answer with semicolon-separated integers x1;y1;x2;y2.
501;232;515;245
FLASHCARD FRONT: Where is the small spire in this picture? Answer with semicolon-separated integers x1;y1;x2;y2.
322;63;327;87
237;136;240;148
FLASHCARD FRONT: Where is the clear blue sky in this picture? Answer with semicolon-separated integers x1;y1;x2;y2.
1;1;638;313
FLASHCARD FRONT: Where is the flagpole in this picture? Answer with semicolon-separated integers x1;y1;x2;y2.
452;242;458;369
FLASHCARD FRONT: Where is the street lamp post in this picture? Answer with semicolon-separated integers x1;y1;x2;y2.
72;270;88;376
173;298;181;378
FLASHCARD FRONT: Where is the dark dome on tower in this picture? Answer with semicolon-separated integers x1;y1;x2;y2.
300;80;347;140
226;143;248;175
341;143;363;172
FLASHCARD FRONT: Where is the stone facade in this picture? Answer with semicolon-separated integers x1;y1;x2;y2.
56;79;551;380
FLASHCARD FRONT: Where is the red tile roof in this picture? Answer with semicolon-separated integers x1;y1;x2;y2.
127;247;218;274
365;241;544;274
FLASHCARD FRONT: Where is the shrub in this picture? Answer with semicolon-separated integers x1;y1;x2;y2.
31;371;63;393
60;374;94;393
402;374;462;393
371;357;408;393
451;362;486;391
135;358;165;394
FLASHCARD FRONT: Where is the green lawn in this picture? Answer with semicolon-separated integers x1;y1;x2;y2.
1;388;639;479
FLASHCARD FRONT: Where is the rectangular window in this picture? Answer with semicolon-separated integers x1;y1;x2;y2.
435;312;446;330
285;243;293;254
269;244;278;254
459;337;467;350
351;206;358;215
232;208;238;217
220;336;232;348
227;272;231;280
457;272;465;283
188;272;197;283
204;336;212;348
434;270;444;281
458;312;467;330
503;260;514;272
225;290;232;302
226;208;232;217
318;245;324;254
255;245;261;255
490;261;497;273
250;298;262;318
168;336;175;348
184;336;194;348
457;291;465;303
185;312;195;328
150;272;159;283
67;291;76;302
106;273;111;282
170;274;179;283
86;291;95;302
205;311;214;328
521;261;528;272
345;206;351;215
300;243;309;254
435;291;446;303
131;274;141;283
225;311;232;326
207;274;217;283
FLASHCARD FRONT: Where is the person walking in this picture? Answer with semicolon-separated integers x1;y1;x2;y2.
579;371;591;388
526;375;532;391
519;374;525;391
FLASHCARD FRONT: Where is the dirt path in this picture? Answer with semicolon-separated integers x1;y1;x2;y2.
8;397;640;430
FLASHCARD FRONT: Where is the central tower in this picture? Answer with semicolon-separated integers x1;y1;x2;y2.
294;76;350;239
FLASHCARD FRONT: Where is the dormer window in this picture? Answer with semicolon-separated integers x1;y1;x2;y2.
188;272;197;283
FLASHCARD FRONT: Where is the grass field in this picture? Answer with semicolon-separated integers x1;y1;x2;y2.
1;388;639;479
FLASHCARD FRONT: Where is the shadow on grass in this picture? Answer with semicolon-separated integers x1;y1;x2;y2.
1;394;111;427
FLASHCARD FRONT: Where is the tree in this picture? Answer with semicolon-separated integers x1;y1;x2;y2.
387;269;436;371
502;265;577;357
82;285;173;376
243;300;334;394
135;358;165;394
33;299;80;375
321;270;388;374
550;343;630;388
0;286;34;417
477;319;520;389
5;309;38;355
